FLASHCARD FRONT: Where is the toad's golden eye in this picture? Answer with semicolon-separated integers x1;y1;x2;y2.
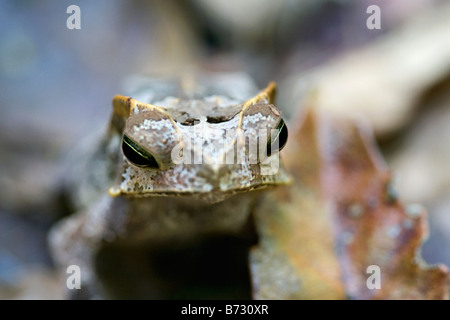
266;118;288;157
122;134;159;168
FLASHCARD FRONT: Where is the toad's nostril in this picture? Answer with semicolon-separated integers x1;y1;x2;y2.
180;118;200;126
206;115;230;123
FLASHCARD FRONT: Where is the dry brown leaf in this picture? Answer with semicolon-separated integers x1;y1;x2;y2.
250;108;449;299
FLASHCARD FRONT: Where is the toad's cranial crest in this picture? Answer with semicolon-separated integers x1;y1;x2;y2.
107;76;290;203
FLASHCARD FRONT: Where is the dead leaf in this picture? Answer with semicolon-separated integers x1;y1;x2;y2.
250;108;449;299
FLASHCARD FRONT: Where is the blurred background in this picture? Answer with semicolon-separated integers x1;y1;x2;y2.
0;0;449;298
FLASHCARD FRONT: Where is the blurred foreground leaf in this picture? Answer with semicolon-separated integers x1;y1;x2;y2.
251;108;449;299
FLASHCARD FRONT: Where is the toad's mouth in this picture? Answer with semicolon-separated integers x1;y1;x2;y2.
108;177;291;204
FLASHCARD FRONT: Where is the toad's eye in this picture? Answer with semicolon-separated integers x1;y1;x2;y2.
122;134;159;168
266;118;288;157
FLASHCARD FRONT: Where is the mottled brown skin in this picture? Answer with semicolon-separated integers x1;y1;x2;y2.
49;74;290;298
